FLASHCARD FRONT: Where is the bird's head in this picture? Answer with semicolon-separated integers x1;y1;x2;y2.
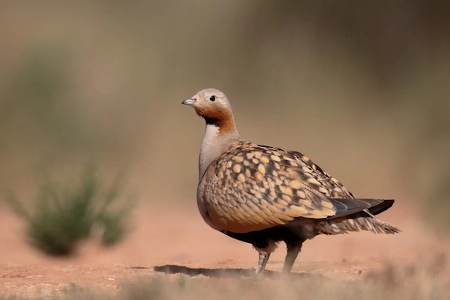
182;88;236;133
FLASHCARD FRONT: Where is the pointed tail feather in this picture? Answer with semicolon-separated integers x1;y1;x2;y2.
317;216;401;235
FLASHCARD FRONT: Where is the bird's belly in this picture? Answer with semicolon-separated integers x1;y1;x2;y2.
225;226;308;248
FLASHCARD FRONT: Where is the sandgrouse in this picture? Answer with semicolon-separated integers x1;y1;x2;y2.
182;88;400;274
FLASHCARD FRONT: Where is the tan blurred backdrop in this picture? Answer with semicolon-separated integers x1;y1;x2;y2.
1;1;449;233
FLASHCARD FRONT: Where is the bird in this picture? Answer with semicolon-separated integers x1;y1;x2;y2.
182;88;400;275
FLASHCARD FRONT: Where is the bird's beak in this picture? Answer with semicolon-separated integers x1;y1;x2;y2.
182;98;196;105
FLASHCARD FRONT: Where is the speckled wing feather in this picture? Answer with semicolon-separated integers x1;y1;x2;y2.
201;141;368;233
287;150;355;199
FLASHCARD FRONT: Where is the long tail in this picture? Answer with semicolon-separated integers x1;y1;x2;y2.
316;213;401;235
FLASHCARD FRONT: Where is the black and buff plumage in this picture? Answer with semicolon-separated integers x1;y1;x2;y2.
182;88;400;274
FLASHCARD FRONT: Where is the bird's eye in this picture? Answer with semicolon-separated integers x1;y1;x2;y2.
209;95;216;101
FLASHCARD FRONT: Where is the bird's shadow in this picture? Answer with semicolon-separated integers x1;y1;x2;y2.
152;264;315;279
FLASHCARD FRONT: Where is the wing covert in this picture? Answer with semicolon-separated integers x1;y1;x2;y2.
202;142;339;233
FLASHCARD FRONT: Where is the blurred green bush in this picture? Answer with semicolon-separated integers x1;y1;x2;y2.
5;166;132;256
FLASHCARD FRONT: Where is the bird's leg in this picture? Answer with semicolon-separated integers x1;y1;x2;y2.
255;252;271;275
254;242;277;275
282;241;302;273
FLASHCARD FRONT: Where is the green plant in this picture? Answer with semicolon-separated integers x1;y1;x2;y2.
5;166;132;256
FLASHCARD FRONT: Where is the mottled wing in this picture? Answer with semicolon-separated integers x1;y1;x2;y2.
287;150;355;199
202;142;340;233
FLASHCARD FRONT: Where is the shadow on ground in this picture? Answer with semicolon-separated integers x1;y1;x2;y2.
152;265;315;279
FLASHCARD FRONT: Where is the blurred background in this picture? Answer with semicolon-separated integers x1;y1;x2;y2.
0;0;449;263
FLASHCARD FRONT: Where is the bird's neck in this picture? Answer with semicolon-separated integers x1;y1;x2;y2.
199;121;241;179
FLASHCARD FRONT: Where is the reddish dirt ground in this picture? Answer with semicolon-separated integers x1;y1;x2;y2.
0;202;448;298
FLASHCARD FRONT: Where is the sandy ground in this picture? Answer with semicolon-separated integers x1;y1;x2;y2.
0;202;448;298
